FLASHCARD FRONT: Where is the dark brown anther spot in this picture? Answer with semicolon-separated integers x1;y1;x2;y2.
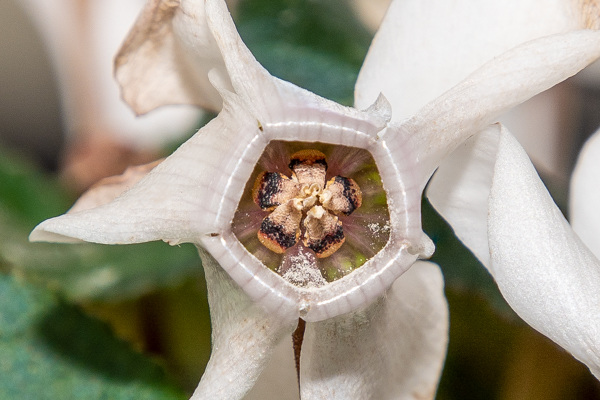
257;201;302;253
322;176;362;216
305;223;345;258
258;218;298;253
252;172;298;211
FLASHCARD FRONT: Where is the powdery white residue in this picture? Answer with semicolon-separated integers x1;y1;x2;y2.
281;247;327;289
368;221;391;236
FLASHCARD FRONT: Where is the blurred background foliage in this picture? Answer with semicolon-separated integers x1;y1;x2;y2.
1;0;600;399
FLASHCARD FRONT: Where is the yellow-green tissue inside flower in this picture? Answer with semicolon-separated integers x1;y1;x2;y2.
232;141;390;287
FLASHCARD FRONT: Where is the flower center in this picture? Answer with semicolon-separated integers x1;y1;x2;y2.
252;150;362;258
232;141;390;287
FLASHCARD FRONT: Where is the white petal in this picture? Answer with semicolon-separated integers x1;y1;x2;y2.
570;128;600;257
489;127;600;378
426;125;500;268
429;124;600;377
192;247;298;400
67;160;162;213
399;30;600;182
355;0;589;116
114;0;228;114
30;99;261;245
299;261;448;400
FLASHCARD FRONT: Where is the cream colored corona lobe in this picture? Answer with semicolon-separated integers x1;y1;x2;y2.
252;149;360;260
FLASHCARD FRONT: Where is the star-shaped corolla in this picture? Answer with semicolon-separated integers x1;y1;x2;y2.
30;0;600;398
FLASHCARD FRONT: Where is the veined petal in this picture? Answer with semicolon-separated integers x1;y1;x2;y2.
429;124;600;377
398;30;600;183
355;0;596;116
30;98;262;245
299;261;448;400
570;128;600;257
192;248;298;400
114;0;229;114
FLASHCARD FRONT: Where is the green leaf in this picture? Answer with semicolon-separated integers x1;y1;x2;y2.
0;146;202;302
0;147;71;226
0;273;187;400
236;0;373;105
0;207;202;302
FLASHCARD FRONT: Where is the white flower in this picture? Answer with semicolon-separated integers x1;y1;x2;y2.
30;0;600;398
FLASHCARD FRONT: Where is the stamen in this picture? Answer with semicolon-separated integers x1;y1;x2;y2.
252;171;299;210
257;200;302;253
289;150;327;187
233;141;390;286
303;206;345;258
321;176;362;215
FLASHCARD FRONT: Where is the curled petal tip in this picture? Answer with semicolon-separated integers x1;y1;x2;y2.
362;93;392;126
406;233;435;258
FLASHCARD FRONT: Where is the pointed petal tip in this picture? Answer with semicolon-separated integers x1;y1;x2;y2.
29;219;85;244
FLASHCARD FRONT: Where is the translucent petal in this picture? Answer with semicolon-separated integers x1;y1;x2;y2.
355;0;590;116
300;261;448;399
20;0;201;147
66;160;162;213
191;248;298;400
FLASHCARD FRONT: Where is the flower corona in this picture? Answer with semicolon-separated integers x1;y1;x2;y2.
233;141;391;287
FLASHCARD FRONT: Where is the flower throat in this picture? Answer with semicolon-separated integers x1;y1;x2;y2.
232;142;391;287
